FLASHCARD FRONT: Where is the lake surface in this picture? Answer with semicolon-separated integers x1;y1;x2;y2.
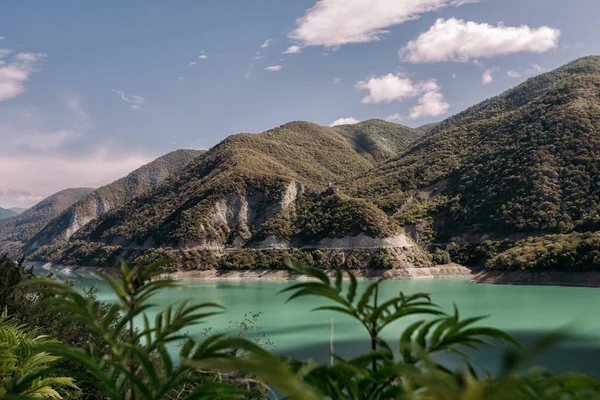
52;271;600;377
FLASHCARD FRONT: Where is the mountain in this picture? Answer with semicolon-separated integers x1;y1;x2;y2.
9;208;27;215
347;56;600;270
25;149;205;252
0;188;95;256
0;208;18;220
30;120;430;269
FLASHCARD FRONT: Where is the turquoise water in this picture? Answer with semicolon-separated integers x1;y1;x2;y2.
57;272;600;376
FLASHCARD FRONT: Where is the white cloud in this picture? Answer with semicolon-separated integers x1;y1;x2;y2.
355;73;421;104
506;64;545;79
113;89;145;111
289;0;477;49
284;45;302;54
385;113;404;122
244;72;251;78
0;50;47;102
356;72;450;120
452;73;457;78
333;76;340;84
409;83;450;119
330;117;360;126
401;18;560;62
178;76;186;81
264;65;282;71
261;39;273;49
450;0;480;5
482;69;494;84
188;61;197;67
198;54;208;60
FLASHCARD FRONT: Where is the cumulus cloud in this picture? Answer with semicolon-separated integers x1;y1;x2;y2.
329;117;359;126
507;64;545;79
264;65;282;71
261;39;273;49
188;61;197;67
288;0;480;49
198;54;208;60
0;50;47;102
112;89;145;111
409;84;450;119
385;113;404;123
283;45;302;54
482;69;494;84
333;76;340;84
401;18;560;62
355;73;422;104
356;72;450;120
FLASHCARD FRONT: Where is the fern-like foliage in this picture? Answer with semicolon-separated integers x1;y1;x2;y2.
0;311;77;399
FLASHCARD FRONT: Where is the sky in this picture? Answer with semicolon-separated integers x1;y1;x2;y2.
0;0;599;208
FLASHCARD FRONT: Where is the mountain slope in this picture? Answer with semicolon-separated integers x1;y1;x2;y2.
0;208;18;220
0;188;95;255
349;56;600;248
9;208;27;215
46;120;424;253
26;149;204;251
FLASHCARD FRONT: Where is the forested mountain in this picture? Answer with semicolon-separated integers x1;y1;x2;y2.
25;149;204;252
345;56;600;271
0;208;18;220
55;121;422;250
0;188;95;255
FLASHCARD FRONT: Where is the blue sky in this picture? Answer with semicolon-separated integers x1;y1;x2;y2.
1;0;599;208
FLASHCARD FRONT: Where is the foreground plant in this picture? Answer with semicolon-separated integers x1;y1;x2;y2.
0;312;77;399
20;260;316;400
14;259;600;400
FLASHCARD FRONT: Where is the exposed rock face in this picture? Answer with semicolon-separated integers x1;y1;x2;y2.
302;234;413;249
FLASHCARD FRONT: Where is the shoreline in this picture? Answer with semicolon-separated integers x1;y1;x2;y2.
471;270;600;288
29;261;600;287
29;261;474;281
157;264;475;281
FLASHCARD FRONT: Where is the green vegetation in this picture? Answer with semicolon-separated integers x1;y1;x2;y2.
0;188;94;254
51;120;421;251
485;231;600;271
2;259;600;399
0;312;77;399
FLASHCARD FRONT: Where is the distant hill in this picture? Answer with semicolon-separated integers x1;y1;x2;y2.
25;149;205;252
9;207;27;215
58;120;422;249
0;188;95;255
0;208;18;220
